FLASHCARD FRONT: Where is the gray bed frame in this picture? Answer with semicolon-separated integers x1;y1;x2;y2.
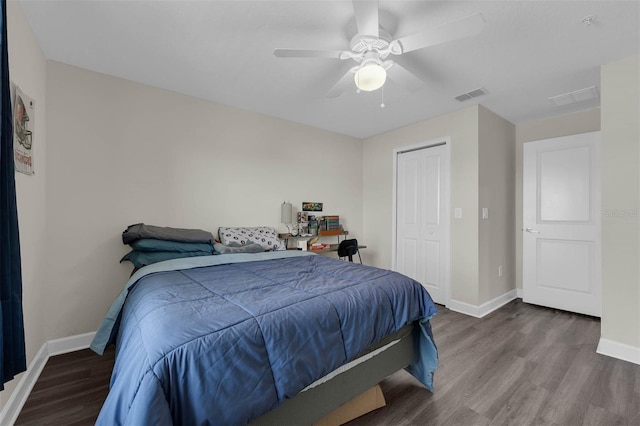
251;323;417;425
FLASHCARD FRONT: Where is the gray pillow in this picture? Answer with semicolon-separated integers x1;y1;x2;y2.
213;242;264;255
120;250;212;268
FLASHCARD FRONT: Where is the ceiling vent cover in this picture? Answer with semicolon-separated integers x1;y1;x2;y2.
548;86;600;106
455;87;487;102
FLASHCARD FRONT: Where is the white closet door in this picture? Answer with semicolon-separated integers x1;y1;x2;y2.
396;144;449;304
523;132;601;317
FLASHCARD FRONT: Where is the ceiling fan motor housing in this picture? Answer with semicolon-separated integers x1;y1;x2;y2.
350;29;393;61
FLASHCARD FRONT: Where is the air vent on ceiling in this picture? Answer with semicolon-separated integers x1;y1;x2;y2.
548;86;600;107
455;87;487;102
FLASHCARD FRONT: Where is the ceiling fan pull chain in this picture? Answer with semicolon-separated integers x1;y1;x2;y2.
380;86;386;108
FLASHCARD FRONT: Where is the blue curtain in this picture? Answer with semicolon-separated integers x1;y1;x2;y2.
0;0;26;389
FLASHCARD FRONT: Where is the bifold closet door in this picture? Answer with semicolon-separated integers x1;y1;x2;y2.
396;144;449;304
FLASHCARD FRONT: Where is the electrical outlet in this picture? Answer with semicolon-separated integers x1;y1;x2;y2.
498;265;503;277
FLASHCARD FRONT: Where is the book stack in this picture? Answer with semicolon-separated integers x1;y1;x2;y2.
325;215;340;230
307;237;327;251
310;242;328;251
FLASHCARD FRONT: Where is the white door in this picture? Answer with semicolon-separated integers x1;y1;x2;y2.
523;131;601;317
395;142;449;304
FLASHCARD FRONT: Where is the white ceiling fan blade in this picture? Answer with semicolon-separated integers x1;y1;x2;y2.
392;13;485;54
325;69;356;98
353;0;379;37
386;62;424;92
274;48;349;59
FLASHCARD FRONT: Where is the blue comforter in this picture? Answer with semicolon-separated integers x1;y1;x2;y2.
92;251;437;425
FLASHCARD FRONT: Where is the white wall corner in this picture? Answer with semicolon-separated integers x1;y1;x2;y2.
0;331;97;426
516;288;523;298
596;338;640;366
47;332;96;357
448;289;518;318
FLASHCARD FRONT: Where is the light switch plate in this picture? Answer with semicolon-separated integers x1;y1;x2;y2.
482;208;489;219
454;208;462;219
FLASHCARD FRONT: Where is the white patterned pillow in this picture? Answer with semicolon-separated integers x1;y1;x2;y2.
218;227;287;251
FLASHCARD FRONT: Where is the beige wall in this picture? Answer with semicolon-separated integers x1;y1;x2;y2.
514;109;601;289
44;61;363;340
362;105;517;307
600;55;639;349
1;0;48;409
478;106;515;304
363;106;480;305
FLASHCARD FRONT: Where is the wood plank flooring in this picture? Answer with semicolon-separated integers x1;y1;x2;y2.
15;346;115;425
348;300;640;426
15;299;640;425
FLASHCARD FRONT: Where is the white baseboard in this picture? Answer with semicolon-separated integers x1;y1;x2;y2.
516;288;523;298
448;289;518;318
0;343;48;426
597;338;640;365
47;332;96;357
0;331;96;426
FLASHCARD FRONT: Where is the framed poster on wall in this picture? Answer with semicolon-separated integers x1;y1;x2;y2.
13;86;35;175
302;202;323;212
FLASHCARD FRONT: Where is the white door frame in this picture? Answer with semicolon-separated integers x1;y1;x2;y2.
392;137;451;306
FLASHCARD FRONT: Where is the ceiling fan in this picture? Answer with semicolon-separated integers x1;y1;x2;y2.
274;1;485;98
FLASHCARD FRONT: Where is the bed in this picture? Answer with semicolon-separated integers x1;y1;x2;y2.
91;250;438;425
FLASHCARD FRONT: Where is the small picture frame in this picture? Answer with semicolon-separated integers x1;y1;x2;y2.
302;202;323;212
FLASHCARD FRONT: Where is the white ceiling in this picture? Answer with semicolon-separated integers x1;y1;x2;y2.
18;0;640;139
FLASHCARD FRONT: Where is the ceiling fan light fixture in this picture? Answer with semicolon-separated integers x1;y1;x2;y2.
354;63;387;91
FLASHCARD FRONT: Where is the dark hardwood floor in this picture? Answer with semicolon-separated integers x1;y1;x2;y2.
15;345;115;425
15;299;640;425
